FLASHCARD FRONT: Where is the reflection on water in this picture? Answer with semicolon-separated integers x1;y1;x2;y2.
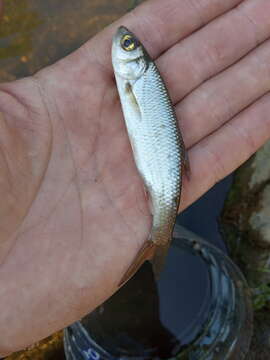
64;226;253;359
0;0;144;81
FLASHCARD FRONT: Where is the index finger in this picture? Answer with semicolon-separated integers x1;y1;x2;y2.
87;0;244;70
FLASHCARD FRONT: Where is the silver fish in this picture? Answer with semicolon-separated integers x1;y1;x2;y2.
112;26;187;285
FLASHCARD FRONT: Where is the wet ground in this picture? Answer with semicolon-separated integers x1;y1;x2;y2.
0;0;233;358
0;0;143;81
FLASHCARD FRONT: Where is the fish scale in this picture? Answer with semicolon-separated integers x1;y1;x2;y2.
132;62;183;245
112;26;185;284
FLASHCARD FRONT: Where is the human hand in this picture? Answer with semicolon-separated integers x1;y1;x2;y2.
1;0;270;354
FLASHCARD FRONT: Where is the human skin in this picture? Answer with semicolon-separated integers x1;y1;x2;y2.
0;0;270;355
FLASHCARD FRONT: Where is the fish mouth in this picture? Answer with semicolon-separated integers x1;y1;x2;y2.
117;25;135;37
113;26;138;45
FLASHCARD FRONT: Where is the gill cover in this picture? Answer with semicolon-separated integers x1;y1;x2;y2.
112;26;148;80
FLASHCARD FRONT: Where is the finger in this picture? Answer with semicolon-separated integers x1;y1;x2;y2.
179;92;270;211
157;0;270;104
86;0;244;70
0;1;3;19
177;38;270;148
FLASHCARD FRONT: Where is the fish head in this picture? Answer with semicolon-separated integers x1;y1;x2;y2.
112;26;149;80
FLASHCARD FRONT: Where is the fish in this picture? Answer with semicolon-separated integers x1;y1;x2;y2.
112;26;188;286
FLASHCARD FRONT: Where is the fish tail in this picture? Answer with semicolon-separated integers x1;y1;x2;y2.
118;240;156;287
118;237;171;287
150;242;170;279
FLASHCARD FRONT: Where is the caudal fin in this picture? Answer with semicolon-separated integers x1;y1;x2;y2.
150;242;170;278
118;240;156;287
118;240;172;287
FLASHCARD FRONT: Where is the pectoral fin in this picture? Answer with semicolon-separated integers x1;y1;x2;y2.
181;138;191;181
183;150;191;181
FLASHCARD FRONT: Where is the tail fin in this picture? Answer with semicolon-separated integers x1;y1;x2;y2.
118;240;171;287
118;240;156;287
150;242;170;278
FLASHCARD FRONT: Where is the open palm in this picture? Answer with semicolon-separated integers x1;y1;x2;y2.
1;0;270;355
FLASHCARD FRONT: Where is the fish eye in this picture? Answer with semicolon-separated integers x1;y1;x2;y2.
121;34;137;51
